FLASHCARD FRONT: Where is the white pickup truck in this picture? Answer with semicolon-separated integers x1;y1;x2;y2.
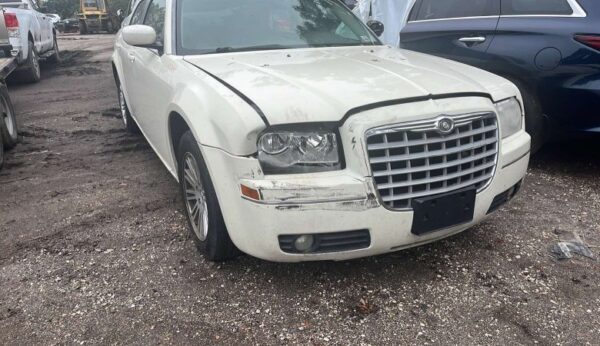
0;0;59;83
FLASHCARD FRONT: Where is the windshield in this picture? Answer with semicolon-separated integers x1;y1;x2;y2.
82;0;106;10
177;0;381;55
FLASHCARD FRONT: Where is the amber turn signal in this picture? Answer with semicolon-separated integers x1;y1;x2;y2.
241;184;261;201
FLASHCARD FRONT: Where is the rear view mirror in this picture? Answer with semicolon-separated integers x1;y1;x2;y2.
122;25;157;47
367;20;384;37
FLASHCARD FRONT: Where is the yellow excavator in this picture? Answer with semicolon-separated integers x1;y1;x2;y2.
78;0;123;34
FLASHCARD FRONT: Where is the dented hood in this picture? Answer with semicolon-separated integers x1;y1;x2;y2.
183;46;517;125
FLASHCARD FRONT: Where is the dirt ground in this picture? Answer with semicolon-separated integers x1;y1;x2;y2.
0;34;599;345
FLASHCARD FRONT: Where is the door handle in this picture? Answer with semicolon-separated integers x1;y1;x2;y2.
458;36;486;43
128;53;135;62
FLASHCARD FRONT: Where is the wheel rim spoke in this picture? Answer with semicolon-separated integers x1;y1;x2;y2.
182;152;208;241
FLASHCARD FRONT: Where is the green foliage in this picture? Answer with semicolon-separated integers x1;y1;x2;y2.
110;0;131;13
44;0;79;19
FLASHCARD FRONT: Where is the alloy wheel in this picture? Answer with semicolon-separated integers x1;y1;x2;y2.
182;152;209;241
118;87;128;126
1;96;15;138
32;49;40;79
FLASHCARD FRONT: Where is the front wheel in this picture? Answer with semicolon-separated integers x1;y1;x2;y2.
106;20;115;34
15;40;40;83
509;80;547;153
79;21;88;35
117;83;139;134
178;131;239;261
47;35;60;64
0;129;4;170
0;84;18;149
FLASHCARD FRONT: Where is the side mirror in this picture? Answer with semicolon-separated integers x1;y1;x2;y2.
123;25;160;49
367;20;384;37
117;9;123;18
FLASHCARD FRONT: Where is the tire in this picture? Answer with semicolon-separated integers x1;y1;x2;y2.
117;82;140;134
521;88;547;154
79;21;88;35
0;130;4;170
15;40;41;83
0;84;18;149
106;20;115;34
46;35;60;64
177;131;239;262
511;81;547;153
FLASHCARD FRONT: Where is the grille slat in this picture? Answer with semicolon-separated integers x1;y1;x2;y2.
380;173;494;202
367;113;499;210
367;123;497;151
373;149;496;177
369;136;498;164
377;161;496;190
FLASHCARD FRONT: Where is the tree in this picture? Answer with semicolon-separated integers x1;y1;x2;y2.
44;0;79;19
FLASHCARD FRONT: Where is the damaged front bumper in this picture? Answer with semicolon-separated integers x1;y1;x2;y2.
202;97;531;262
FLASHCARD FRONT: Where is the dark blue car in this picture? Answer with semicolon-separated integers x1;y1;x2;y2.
400;0;600;151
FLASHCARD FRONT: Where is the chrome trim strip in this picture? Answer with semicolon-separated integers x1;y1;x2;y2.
365;112;494;137
408;16;498;24
407;0;586;23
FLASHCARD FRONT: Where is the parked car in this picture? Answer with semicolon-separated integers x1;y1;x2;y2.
56;18;79;33
0;0;59;83
47;13;60;24
401;0;600;152
113;0;530;262
0;8;19;170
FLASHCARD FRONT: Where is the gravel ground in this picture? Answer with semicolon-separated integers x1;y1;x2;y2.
0;34;599;345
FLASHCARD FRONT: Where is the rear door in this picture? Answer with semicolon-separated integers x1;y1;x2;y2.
29;0;52;51
400;0;500;70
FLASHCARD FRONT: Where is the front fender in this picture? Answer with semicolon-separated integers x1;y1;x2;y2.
168;61;267;156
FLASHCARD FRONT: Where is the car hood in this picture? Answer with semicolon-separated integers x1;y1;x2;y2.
183;46;517;125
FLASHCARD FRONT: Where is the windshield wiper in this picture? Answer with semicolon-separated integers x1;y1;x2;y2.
214;44;290;53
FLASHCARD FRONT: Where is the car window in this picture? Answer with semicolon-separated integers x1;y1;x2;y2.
29;0;39;11
501;0;573;15
410;0;498;21
130;0;149;25
177;0;380;55
144;0;166;44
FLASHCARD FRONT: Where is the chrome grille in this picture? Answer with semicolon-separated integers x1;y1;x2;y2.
366;113;498;210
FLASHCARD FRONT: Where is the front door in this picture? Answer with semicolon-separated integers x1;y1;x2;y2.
400;0;500;71
125;0;172;163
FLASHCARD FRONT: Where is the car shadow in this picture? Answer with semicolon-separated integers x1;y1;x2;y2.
531;134;600;173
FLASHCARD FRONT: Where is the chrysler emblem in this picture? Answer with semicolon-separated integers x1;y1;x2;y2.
435;116;455;135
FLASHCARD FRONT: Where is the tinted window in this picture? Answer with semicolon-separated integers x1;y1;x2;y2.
501;0;573;15
411;0;498;21
177;0;379;55
130;0;149;25
144;0;166;43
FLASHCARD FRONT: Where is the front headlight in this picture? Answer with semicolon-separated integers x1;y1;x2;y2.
495;98;523;139
258;129;342;174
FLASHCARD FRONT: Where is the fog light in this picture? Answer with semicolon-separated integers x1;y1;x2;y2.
294;235;315;253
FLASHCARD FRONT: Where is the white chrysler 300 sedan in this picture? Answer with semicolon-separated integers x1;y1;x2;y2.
112;0;531;262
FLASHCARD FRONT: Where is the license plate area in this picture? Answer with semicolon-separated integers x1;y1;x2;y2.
411;187;476;236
